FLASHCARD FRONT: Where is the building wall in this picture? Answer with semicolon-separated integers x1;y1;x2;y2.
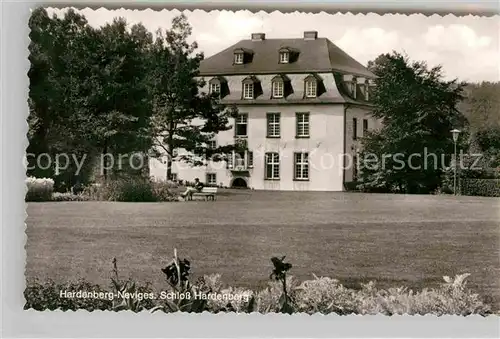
150;104;347;191
344;107;383;183
148;71;378;191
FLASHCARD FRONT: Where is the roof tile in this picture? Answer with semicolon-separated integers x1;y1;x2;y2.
199;37;375;79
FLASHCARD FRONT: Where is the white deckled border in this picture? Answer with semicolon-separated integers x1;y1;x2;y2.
1;0;499;338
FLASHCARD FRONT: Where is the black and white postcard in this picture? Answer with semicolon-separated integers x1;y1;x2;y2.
18;3;500;326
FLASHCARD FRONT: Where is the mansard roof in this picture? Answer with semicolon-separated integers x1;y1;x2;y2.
199;37;375;79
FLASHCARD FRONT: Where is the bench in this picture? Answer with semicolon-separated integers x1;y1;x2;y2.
189;187;218;201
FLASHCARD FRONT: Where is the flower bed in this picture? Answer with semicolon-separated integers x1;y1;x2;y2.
24;254;493;315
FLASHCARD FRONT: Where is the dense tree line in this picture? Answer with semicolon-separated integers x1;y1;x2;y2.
28;8;498;194
27;8;238;191
358;53;499;193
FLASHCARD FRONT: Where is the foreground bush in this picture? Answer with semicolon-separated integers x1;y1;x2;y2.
107;178;157;202
24;273;492;315
78;178;178;202
461;179;500;197
24;278;113;311
24;252;493;315
52;192;90;201
25;177;54;202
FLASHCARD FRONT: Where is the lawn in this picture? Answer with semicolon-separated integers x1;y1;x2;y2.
25;190;500;309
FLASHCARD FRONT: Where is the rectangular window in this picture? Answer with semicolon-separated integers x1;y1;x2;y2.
272;81;284;98
267;113;281;137
170;173;178;181
208;139;217;149
234;53;243;64
226;152;233;168
280;52;289;63
235;113;248;137
353;118;358;140
206;173;217;185
265;152;280;180
243;83;254;99
363;119;368;135
351;81;357;99
305;80;317;98
296;112;310;138
294;153;309;180
247;151;253;168
235;152;245;168
210;83;220;94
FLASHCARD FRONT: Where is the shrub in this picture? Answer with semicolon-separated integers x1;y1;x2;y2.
295;276;357;314
108;178;157;202
152;181;179;202
25;177;54;202
81;183;105;200
461;179;500;197
196;274;254;313
81;177;178;202
110;258;156;312
24;278;113;311
352;274;491;316
24;254;493;315
52;192;89;201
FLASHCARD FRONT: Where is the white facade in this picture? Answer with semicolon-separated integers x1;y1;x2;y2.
149;75;380;191
149;32;381;191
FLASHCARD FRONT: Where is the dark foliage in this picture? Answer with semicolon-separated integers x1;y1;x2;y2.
360;52;467;194
161;258;191;286
461;179;500;197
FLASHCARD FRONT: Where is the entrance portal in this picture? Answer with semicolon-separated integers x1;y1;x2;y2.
231;177;248;188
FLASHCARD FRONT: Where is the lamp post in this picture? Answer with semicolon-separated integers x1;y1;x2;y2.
450;129;461;195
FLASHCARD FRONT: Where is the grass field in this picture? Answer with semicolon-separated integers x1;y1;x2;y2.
25;190;500;309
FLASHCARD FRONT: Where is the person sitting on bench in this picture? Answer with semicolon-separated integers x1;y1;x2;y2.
180;178;204;199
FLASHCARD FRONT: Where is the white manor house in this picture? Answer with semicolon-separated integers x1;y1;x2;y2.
149;31;381;191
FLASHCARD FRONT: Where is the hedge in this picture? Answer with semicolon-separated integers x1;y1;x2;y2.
25;177;54;201
461;179;500;197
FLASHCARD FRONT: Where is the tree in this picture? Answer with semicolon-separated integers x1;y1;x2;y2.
459;82;500;179
459;82;500;132
147;14;239;180
359;52;467;193
28;8;155;188
83;18;154;180
28;8;94;186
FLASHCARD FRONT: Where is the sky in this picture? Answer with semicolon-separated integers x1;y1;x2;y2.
48;8;500;83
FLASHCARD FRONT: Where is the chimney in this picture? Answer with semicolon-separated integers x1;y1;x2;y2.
304;31;318;40
251;33;266;41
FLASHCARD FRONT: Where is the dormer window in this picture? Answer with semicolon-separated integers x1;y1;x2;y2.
243;82;254;99
208;77;228;98
278;47;299;64
210;82;220;94
233;48;253;65
305;78;317;98
304;74;324;98
279;51;289;63
342;74;362;100
366;79;375;101
271;74;291;99
305;80;317;98
351;77;357;99
242;76;261;100
234;53;244;64
272;81;284;98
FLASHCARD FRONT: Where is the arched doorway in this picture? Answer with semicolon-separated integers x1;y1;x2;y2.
231;177;248;188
